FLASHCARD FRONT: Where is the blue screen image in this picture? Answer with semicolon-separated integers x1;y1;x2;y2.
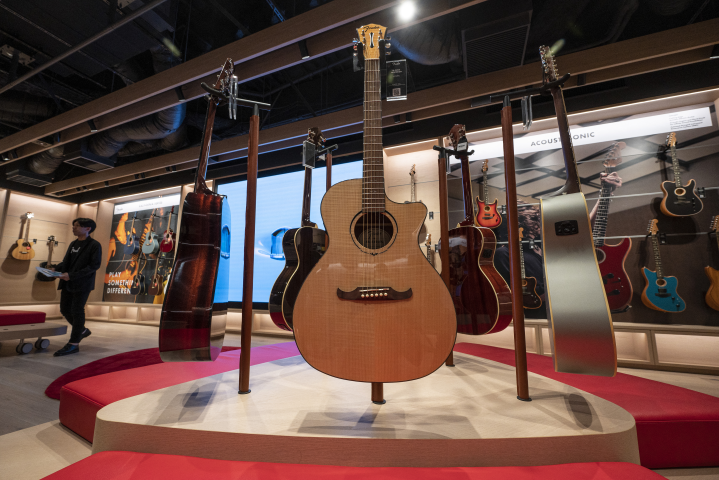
218;160;363;303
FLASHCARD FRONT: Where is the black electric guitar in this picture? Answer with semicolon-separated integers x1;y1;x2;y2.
538;46;616;377
36;236;59;282
268;127;330;331
519;228;542;309
660;132;703;217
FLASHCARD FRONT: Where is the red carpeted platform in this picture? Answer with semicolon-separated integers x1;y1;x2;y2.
59;342;299;443
41;451;664;480
454;343;719;469
0;309;45;326
46;346;240;400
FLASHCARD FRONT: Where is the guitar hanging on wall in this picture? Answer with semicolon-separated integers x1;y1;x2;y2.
446;124;512;335
292;24;456;384
159;59;234;362
123;213;140;255
159;206;176;253
475;160;502;228
593;142;633;313
408;164;428;243
641;219;685;312
129;214;153;296
660;132;703;217
11;212;36;260
703;216;719;311
36;236;59;281
518;228;542;309
538;45;616;377
142;210;160;255
268;127;330;332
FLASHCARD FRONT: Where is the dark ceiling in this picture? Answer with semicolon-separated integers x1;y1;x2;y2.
0;0;718;200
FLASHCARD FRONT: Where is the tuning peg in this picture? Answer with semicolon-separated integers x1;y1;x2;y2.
353;38;359;44
385;35;391;41
385;42;391;48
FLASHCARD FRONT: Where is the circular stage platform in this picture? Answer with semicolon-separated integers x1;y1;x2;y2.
93;352;639;468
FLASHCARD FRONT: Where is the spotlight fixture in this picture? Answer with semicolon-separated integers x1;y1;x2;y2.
398;1;416;21
2;149;17;161
87;119;98;133
711;44;719;59
298;39;310;60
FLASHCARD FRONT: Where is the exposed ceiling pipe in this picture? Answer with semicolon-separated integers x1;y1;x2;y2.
0;97;55;117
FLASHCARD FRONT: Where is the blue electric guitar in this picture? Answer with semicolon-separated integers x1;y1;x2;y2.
641;219;686;312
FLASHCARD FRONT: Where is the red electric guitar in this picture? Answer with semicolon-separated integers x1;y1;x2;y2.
593;142;633;313
447;124;512;335
159;206;176;253
475;159;502;228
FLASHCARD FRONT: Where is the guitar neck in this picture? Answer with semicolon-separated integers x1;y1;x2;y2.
519;239;526;280
483;170;489;204
410;173;416;202
301;166;313;227
193;98;219;194
47;243;53;264
670;144;682;187
362;58;384;213
593;167;613;247
24;217;31;243
459;154;473;223
651;233;664;279
550;86;581;195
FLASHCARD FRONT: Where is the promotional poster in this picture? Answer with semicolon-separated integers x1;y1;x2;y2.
102;194;180;303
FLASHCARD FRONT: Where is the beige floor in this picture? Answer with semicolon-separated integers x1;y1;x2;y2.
0;320;717;479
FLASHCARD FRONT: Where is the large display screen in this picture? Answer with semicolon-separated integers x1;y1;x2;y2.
218;161;363;304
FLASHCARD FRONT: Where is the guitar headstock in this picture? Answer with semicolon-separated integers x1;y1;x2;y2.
519;227;524;240
539;45;559;82
647;219;659;236
447;124;466;150
426;234;431;246
603;142;625;168
482;159;489;173
710;215;719;233
26;212;34;220
307;127;325;147
356;24;387;60
409;164;416;176
211;58;235;99
666;132;677;148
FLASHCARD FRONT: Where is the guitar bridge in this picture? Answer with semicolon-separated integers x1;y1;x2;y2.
337;286;412;301
655;288;671;298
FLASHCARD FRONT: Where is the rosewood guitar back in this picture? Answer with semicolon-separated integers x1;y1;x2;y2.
292;179;456;383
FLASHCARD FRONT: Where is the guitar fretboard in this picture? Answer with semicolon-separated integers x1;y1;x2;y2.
650;233;664;279
519;240;526;280
483;169;489;205
362;58;384;212
670;144;682;188
592;170;614;247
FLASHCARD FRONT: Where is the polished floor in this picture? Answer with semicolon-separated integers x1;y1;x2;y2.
0;320;717;479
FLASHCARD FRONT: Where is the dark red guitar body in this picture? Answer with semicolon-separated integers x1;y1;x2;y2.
596;237;633;312
448;225;513;335
475;197;502;228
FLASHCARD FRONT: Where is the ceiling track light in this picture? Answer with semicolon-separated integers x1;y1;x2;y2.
298;39;310;60
87;119;98;133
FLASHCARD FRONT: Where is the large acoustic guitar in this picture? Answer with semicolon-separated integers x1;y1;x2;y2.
446;124;512;335
475;160;502;228
705;216;719;311
518;228;542;309
538;46;616;377
593;142;633;313
269;127;329;331
292;24;456;383
660;133;703;217
641;219;685;312
159;59;234;362
11;212;36;260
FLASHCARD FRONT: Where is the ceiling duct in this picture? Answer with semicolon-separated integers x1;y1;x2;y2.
462;11;532;78
62;140;115;171
6;168;53;186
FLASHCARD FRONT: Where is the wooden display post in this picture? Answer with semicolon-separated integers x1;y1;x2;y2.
239;104;260;395
500;98;531;401
436;136;455;367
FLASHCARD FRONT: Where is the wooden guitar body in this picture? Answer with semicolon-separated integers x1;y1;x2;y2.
705;266;719;311
293;179;457;383
269;226;328;331
148;273;163;296
522;276;542;309
475;197;502;228
130;273;145;295
159;192;231;362
447;225;512;335
11;238;35;260
541;193;616;376
660;179;703;217
641;267;685;312
595;237;633;312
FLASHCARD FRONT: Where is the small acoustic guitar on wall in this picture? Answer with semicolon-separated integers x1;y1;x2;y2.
641;219;686;312
11;212;36;260
704;216;719;311
446;124;512;335
475;160;502;228
36;236;59;282
593;142;633;313
660;132;703;217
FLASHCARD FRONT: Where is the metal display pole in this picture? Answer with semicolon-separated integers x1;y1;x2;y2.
436;136;455;367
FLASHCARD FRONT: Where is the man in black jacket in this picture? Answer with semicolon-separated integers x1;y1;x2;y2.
52;218;102;357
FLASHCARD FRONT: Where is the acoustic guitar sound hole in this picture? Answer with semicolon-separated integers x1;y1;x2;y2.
353;212;394;251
